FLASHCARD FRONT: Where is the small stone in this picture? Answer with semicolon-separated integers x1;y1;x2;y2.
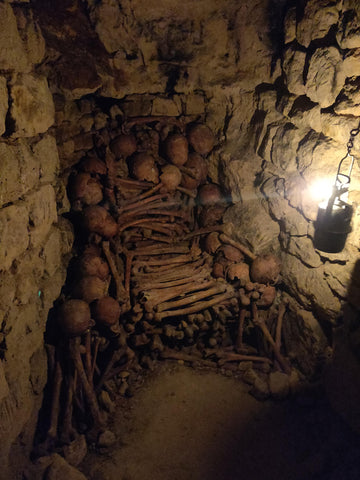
63;435;87;467
45;453;87;480
238;361;253;372
269;371;290;399
97;430;116;448
242;368;258;385
257;362;271;374
250;377;270;400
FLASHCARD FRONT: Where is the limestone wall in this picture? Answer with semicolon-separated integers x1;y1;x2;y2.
1;0;360;475
0;2;72;478
248;0;360;325
36;0;360;373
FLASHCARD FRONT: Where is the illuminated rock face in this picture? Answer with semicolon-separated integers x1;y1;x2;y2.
1;0;360;477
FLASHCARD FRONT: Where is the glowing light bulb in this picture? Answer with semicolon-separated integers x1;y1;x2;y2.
308;178;334;206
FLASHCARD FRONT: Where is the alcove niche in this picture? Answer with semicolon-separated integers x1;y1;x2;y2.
0;1;360;479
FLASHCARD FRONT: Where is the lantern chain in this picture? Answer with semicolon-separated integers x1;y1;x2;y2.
347;121;360;156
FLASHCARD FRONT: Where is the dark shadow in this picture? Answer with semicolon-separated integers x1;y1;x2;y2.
205;389;360;480
323;259;360;437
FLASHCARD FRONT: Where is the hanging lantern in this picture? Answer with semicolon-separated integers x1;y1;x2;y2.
313;129;357;253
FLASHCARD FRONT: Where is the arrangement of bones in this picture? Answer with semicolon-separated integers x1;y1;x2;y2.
42;116;291;449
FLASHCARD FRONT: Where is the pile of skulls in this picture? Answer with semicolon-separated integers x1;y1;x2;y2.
40;116;289;451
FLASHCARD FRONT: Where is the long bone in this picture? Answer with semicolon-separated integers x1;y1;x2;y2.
156;283;227;313
152;291;232;322
252;302;291;374
69;337;105;430
102;240;126;301
131;257;207;279
117;193;169;215
133;268;210;291
140;279;218;313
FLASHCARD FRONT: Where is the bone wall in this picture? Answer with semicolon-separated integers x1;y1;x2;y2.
36;0;360;367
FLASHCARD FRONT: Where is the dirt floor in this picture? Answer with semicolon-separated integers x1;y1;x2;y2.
80;362;360;480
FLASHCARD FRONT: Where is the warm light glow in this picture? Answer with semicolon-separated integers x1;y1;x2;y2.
308;178;334;204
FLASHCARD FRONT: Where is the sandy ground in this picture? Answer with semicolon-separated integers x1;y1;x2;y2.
81;363;360;480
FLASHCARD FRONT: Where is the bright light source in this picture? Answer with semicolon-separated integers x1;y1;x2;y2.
308;178;334;204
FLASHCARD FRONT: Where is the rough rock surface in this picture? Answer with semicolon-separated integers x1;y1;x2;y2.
1;0;360;477
305;47;345;108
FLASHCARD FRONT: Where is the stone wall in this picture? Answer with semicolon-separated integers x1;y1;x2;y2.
0;2;72;478
246;0;360;326
1;0;360;475
35;0;360;372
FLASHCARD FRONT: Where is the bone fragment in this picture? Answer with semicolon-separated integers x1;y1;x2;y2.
219;233;257;261
252;303;291;374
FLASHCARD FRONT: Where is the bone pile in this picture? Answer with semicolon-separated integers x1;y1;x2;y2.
41;116;290;450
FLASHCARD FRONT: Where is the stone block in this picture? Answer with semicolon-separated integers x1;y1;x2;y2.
13;249;45;306
284;6;296;44
223;200;280;255
257;121;283;162
10;74;55;137
32;135;60;185
26;185;58;248
0;272;16;309
0;77;8;136
29;346;47;396
281;255;340;317
0;362;9;403
305;47;345;108
79;114;94;132
288;96;322;133
120;96;153;117
14;7;45;66
42;227;63;277
40;267;67;316
73;132;94;152
151;97;180;116
0;3;29;72
94;112;108;130
320;112;359;145
0;203;29;271
297;0;339;48
324;261;353;300
182;93;206;115
271;123;304;171
337;3;360;49
287;236;323;268
343;48;360;78
57;57;102;100
334;77;360;116
283;46;306;96
0;139;42;207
